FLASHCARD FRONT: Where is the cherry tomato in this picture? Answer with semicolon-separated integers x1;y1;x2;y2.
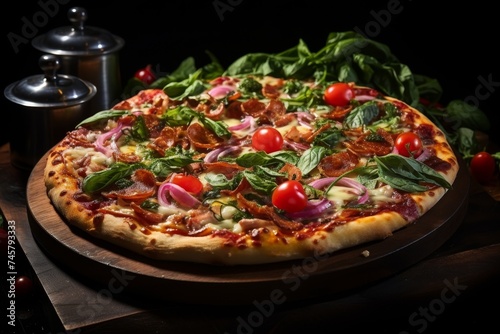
324;82;355;107
15;275;34;298
252;127;284;153
395;132;423;157
170;174;203;195
470;151;496;184
272;180;308;213
134;64;156;85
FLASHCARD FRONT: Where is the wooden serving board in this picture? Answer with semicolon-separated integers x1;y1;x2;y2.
26;152;470;305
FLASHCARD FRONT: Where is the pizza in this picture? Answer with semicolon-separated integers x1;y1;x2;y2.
43;75;459;265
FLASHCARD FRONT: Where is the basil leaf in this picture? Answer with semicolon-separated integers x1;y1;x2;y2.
200;116;231;139
374;154;451;192
163;69;207;100
130;116;150;141
76;110;129;128
149;154;200;178
82;162;143;194
242;170;277;194
343;100;380;129
236;151;272;168
162;106;195;127
446;100;490;132
297;146;326;176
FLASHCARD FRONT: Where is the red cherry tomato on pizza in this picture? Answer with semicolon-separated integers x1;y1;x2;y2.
324;82;355;107
272;180;308;213
170;174;203;195
470;151;496;184
251;127;284;153
134;65;156;85
395;132;423;157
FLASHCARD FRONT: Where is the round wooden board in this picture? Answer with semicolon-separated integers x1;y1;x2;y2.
27;151;469;305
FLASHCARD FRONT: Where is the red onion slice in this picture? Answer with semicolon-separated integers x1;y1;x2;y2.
158;182;201;208
309;176;369;204
228;116;257;132
208;85;236;99
286;198;332;220
95;123;125;157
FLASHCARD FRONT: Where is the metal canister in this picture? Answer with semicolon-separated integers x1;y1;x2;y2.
32;7;124;115
4;54;96;170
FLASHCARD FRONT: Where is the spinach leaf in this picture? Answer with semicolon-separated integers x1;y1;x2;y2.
297;146;327;176
446;100;490;133
82;162;144;194
162;106;195;126
75;110;129;128
236;151;273;168
130;116;150;141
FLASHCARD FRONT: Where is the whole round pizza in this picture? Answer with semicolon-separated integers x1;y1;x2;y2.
43;75;459;265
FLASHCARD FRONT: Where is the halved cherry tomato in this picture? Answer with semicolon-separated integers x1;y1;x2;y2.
134;65;156;85
272;180;308;213
324;82;355;107
395;132;423;157
251;127;284;153
470;151;496;184
170;174;203;195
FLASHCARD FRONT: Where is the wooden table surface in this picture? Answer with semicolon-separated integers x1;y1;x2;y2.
1;142;500;334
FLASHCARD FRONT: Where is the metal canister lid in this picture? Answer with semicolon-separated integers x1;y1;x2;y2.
31;7;124;56
4;54;96;108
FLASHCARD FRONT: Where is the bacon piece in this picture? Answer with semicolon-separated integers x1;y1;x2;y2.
185;209;218;235
239;218;275;231
63;128;94;148
324;105;353;121
187;123;224;149
318;151;360;177
279;163;302;181
305;123;331;143
236;193;303;231
114;152;142;164
102;169;156;202
142;114;163;138
130;202;164;225
274;113;297;127
343;128;394;157
204;161;245;179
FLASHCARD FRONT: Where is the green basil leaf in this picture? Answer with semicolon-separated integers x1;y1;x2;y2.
343;100;380;129
297;146;326;176
200;116;231;139
76;110;129;128
82;162;144;194
236;151;272;168
242;170;277;194
374;154;451;192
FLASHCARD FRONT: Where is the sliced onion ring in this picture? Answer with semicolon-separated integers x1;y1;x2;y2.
208;85;236;99
158;182;201;208
309;176;369;204
286;198;332;220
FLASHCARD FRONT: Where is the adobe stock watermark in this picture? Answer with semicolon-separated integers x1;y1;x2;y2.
212;0;244;22
399;277;467;334
6;0;71;54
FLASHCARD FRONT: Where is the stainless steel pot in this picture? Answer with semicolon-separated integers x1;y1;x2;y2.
4;54;96;170
32;7;124;115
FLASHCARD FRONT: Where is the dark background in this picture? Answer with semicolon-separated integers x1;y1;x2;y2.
2;0;499;145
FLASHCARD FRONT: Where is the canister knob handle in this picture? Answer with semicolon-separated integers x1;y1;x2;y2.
68;7;87;31
39;54;60;83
